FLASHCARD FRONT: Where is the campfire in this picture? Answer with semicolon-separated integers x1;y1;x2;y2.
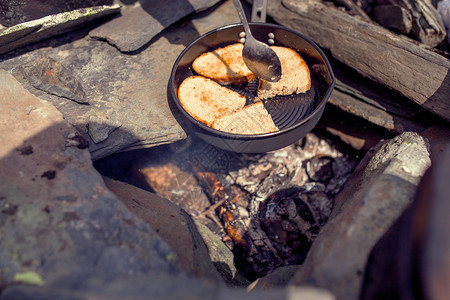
94;126;362;280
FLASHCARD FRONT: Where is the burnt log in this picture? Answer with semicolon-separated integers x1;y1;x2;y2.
372;0;446;47
373;4;412;34
264;0;450;122
329;57;431;133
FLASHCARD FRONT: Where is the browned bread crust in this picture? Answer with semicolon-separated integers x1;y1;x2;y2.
192;43;257;85
211;101;278;134
179;45;310;135
257;46;311;99
178;76;246;126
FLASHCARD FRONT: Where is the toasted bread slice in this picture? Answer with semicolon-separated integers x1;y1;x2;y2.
258;46;311;99
178;76;246;126
192;43;257;85
211;101;278;135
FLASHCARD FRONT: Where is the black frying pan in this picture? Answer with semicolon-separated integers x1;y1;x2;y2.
169;9;335;153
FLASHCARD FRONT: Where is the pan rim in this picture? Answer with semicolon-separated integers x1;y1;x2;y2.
169;22;335;140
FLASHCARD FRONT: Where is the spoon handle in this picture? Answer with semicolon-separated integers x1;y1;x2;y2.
232;0;253;38
251;0;267;23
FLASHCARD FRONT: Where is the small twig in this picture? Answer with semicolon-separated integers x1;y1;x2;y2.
205;212;224;228
194;198;227;219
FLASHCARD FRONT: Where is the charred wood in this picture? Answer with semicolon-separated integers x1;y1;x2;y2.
371;0;446;47
373;4;412;34
265;0;450;121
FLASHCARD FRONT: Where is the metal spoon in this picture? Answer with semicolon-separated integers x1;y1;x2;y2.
232;0;282;82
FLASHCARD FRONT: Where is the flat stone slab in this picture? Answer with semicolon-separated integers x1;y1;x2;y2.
18;55;89;104
89;0;221;52
0;0;113;26
0;1;241;160
0;5;121;56
0;69;181;288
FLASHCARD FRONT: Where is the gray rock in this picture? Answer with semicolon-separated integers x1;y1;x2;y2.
0;23;42;47
102;177;224;283
251;265;301;290
1;0;241;160
0;5;121;56
89;0;222;52
289;132;431;300
194;220;250;286
0;69;181;289
361;143;450;299
0;0;113;26
420;123;450;163
18;55;88;104
88;114;122;144
0;273;336;300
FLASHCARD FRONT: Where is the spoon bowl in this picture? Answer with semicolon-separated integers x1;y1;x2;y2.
232;0;282;82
